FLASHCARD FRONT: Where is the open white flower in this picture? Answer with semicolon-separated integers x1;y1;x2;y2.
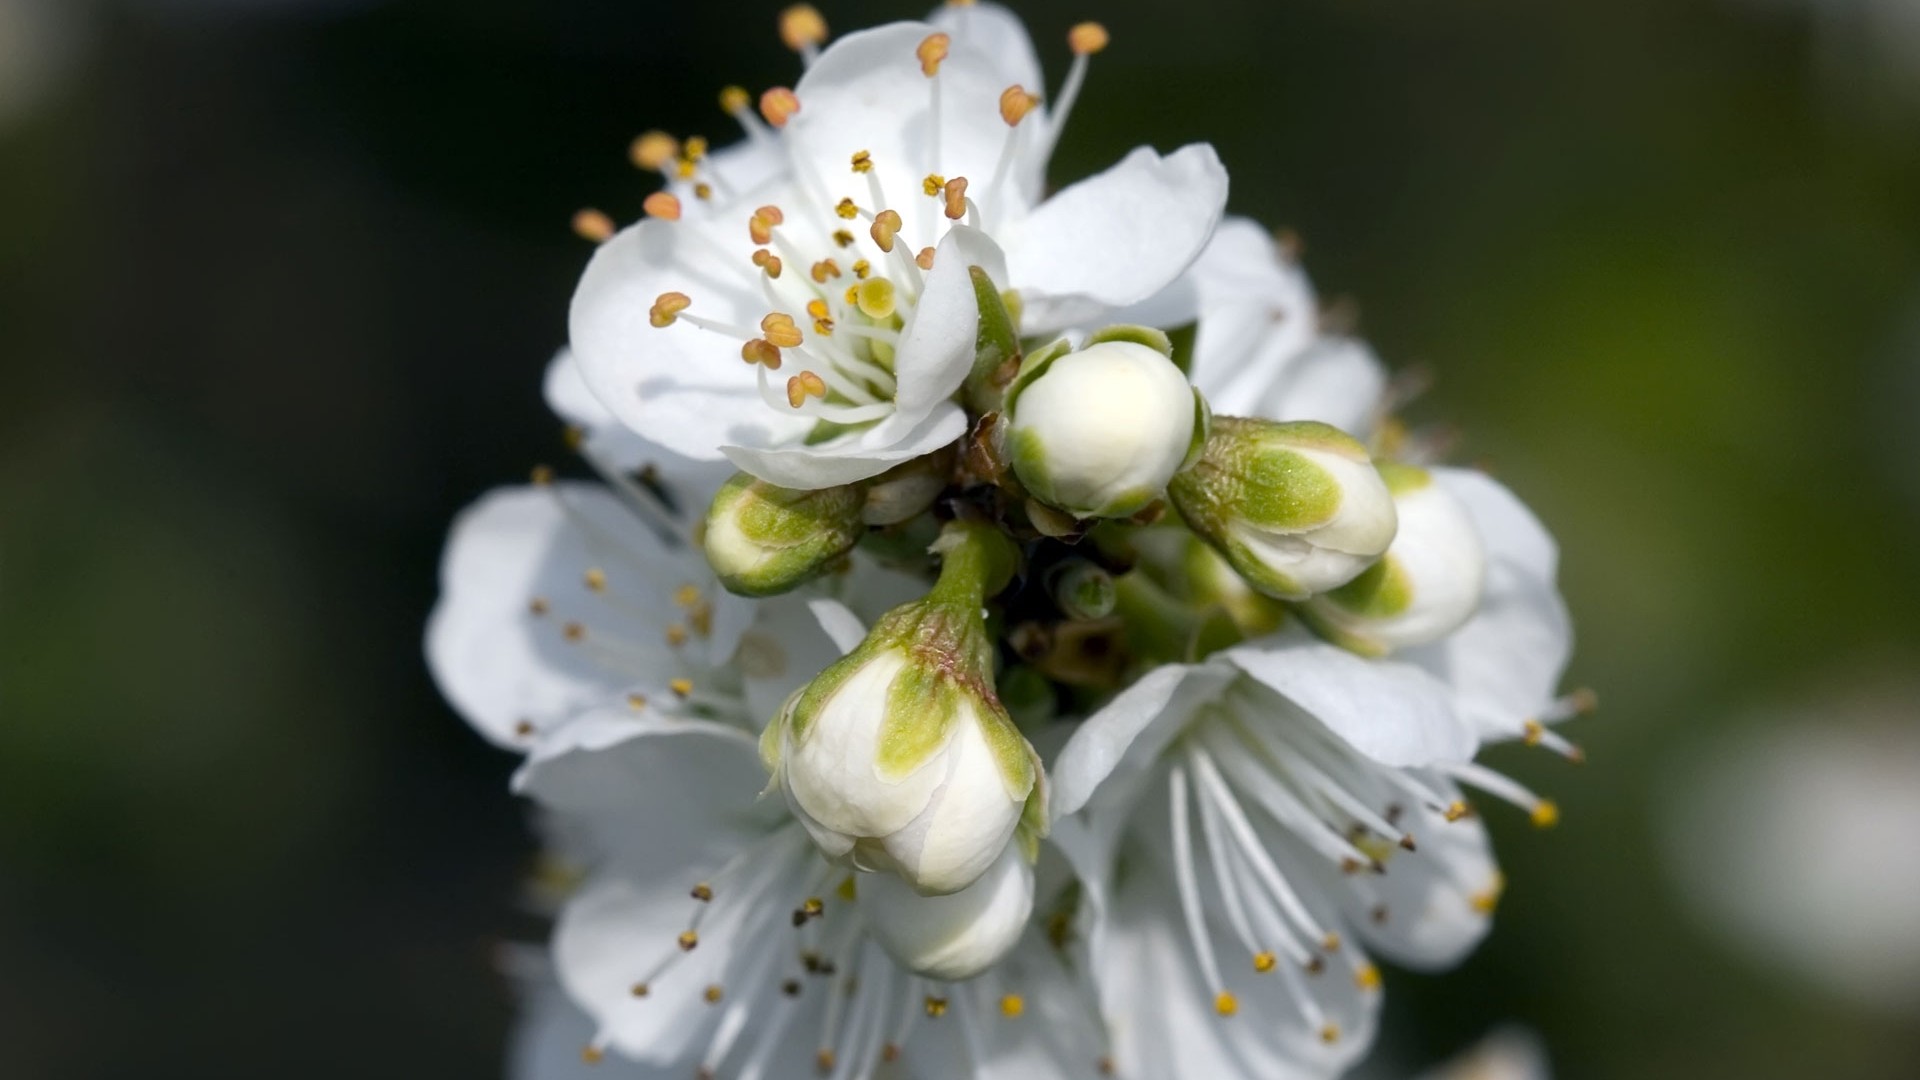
568;4;1227;489
1048;634;1535;1079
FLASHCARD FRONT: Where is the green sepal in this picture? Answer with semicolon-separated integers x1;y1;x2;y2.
1084;323;1173;357
876;662;962;778
704;471;866;597
1001;337;1074;416
964;266;1024;414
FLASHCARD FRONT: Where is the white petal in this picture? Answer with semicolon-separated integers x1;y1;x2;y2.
512;712;778;867
788;21;1021;249
891;225;1009;420
1187;216;1320;410
569;217;813;461
1003;144;1229;332
1342;777;1499;970
860;841;1033;978
425;484;712;749
504;950;681;1080
722;399;968;488
1401;469;1571;742
1049;662;1231;820
544;348;737;511
1415;1028;1553;1080
1224;629;1475;767
806;597;868;655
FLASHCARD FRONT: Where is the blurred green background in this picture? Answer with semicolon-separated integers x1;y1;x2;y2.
3;0;1917;1076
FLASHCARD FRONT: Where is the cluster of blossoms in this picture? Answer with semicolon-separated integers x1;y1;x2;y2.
428;4;1587;1077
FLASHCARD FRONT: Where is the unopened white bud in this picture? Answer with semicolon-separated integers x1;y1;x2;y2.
1299;464;1485;655
761;523;1045;895
860;842;1034;979
1169;418;1398;600
1004;328;1207;519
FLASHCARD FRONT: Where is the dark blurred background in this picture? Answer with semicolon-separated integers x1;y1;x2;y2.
3;0;1917;1077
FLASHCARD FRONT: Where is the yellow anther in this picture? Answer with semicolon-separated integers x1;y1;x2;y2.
999;994;1024;1018
562;621;586;643
922;173;946;196
1444;800;1471;822
642;191;682;221
1319;1024;1341;1045
759;86;800;128
581;1046;605;1065
583;567;607;591
855;277;897;320
832;229;856;248
690;882;713;902
999;85;1039;126
1321;932;1342;952
943;176;969;220
528;597;550;616
683;135;709;161
813;318;833;336
850;149;873;174
1470;873;1507;915
626;692;647;710
629;982;650;997
786;371;828;407
814;1049;836;1074
571;208;615;243
835;197;859;220
665;624;689;647
1522;719;1546;746
1304;955;1327;975
1569;686;1600;713
1068;21;1110;56
916;32;951;76
810;259;842;283
760;313;805;348
650;291;691;328
870;208;902;251
806;298;832;321
851;258;871;279
693;182;713;201
703;984;724;1004
779;4;828;51
673;583;702;607
845;285;860;306
531;464;556;486
1213;991;1238;1017
924;995;949;1017
677;929;699;951
740;338;783;369
760;254;784;279
674;158;697;180
1354;964;1382;991
513;719;535;738
1252;951;1276;973
631;130;679;171
1531;799;1561;829
915;246;936;270
670;677;694;698
719;85;750;114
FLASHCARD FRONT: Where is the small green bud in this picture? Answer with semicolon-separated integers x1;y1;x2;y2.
1169;417;1398;601
703;472;864;597
1047;557;1117;620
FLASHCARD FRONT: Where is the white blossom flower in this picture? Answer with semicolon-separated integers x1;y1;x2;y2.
568;4;1227;490
1004;329;1207;519
1047;637;1524;1079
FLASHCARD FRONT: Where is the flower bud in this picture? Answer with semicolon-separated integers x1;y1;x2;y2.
762;522;1045;895
1004;327;1208;519
1168;418;1398;601
703;471;864;597
1298;464;1485;655
859;842;1034;979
